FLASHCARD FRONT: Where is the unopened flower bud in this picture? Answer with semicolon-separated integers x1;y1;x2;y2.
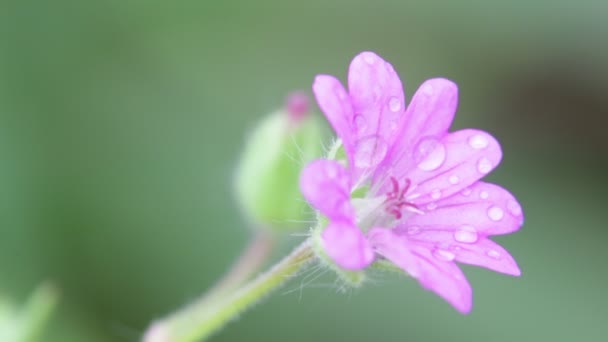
234;92;325;231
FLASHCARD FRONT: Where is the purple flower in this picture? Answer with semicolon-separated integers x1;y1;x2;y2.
300;51;523;313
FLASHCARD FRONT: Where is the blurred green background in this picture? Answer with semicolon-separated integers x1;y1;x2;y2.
1;0;607;341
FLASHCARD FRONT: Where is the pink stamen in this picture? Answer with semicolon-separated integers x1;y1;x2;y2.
384;177;418;219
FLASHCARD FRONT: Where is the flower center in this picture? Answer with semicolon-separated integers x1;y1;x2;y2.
384;177;420;219
351;177;421;230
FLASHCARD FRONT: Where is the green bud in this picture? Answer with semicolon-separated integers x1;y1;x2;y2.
234;92;325;232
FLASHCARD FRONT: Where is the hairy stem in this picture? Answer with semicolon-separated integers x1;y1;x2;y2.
144;238;315;342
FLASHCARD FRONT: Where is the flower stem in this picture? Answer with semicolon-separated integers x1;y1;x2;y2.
144;238;315;342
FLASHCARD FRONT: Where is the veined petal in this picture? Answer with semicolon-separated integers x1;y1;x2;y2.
369;228;473;313
453;239;520;276
348;52;406;149
323;221;374;270
312;75;356;165
379;78;457;179
347;52;406;178
300;159;354;221
400;129;503;203
395;230;520;276
407;182;524;236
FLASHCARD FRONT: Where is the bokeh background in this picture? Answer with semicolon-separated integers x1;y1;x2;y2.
2;1;608;341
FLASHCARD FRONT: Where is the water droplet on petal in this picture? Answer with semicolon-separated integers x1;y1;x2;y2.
388;97;402;112
507;200;522;216
487;249;501;259
477;157;493;174
384;62;395;74
353;114;367;134
415;137;446;171
431;189;441;199
422;83;434;95
354;136;388;169
406;226;421;235
468;134;489;149
426;202;437;211
454;225;478;243
389;121;398;131
461;188;472;196
434;249;455;261
487;206;504;221
480;191;489;199
449;175;460;185
363;53;376;64
373;85;382;101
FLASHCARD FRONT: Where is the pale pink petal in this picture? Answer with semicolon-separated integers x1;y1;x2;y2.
396;229;520;276
407;182;524;236
396;129;502;203
379;78;457;180
312;75;356;166
452;239;520;276
299;159;354;221
348;51;406;151
345;52;406;185
323;221;375;270
369;228;473;313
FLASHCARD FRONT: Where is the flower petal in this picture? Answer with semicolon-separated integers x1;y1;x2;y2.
395;229;521;276
347;52;405;176
378;78;458;180
407;182;524;236
369;228;473;313
396;129;503;203
323;221;375;270
453;239;521;276
312;75;356;166
299;159;354;221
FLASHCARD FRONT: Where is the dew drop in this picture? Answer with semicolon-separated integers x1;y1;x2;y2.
461;188;472;196
388;97;402;112
434;249;455;261
468;134;489;149
353;114;368;134
487;206;504;221
353;136;388;169
479;191;489;199
422;83;434;95
454;225;478;243
487;249;501;259
507;199;522;216
384;62;395;74
363;53;376;64
431;189;441;199
373;85;382;101
414;137;446;171
477;157;493;174
426;202;437;211
406;226;421;235
449;175;460;185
